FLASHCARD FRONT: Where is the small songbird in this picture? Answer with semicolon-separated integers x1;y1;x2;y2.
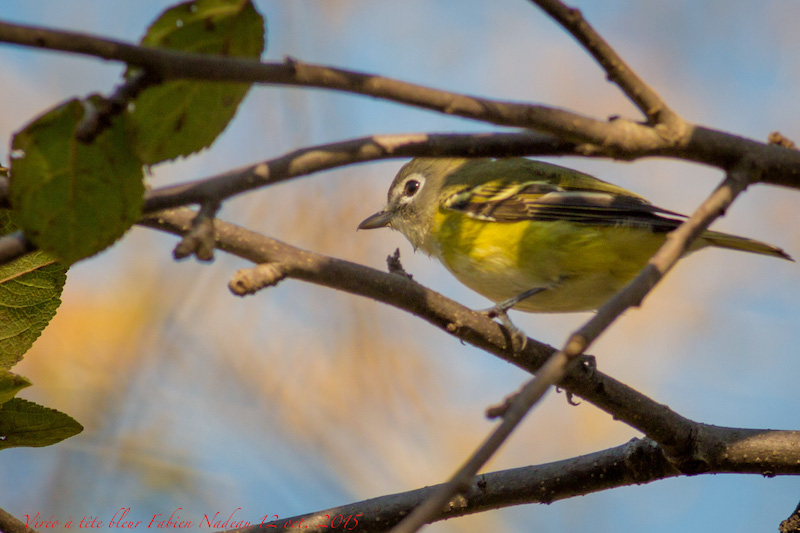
358;158;792;338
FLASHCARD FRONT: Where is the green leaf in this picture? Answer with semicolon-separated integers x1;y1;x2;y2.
0;370;32;405
9;98;144;265
0;211;67;369
128;0;266;164
0;398;83;450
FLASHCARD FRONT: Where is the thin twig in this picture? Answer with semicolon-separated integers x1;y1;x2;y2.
75;70;160;143
566;165;751;360
172;199;220;261
530;0;683;134
229;263;289;296
390;349;578;533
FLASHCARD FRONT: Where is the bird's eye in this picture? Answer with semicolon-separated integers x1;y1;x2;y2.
403;179;420;197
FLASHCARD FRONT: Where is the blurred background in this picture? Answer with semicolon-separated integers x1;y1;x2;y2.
1;1;800;531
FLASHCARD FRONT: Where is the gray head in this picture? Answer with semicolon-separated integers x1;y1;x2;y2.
358;158;472;253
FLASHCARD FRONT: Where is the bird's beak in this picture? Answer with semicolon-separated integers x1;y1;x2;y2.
357;209;393;230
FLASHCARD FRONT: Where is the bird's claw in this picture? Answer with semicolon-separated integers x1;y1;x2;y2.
480;303;528;352
481;305;528;352
479;287;545;353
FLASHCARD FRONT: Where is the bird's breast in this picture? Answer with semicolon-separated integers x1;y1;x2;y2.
430;210;665;312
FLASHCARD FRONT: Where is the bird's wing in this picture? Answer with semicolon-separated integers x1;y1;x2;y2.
442;179;686;231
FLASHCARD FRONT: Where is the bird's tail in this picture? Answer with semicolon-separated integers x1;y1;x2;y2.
702;230;794;261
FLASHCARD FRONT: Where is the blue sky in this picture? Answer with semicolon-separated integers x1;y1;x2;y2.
1;2;799;532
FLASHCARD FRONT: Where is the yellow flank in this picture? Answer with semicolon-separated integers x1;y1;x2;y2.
431;208;665;312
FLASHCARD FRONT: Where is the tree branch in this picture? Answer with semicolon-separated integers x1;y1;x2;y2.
244;438;678;532
142;131;579;213
565;164;751;375
236;428;800;533
1;20;800;188
0;507;37;533
390;342;578;532
0;19;658;153
75;69;160;143
781;500;800;533
530;0;683;133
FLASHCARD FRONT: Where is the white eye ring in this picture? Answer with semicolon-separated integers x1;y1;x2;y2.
398;172;425;201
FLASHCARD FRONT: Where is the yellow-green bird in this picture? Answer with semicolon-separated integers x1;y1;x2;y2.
358;158;792;327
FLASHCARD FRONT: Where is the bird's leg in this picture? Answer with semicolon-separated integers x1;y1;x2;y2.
480;287;545;351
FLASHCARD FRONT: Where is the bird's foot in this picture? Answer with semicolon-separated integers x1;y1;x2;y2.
480;287;544;352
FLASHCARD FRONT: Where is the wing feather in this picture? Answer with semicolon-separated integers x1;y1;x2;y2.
442;179;686;231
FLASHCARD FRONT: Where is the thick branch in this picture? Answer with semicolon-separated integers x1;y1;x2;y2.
236;427;800;533
1;20;800;188
0;508;37;533
781;500;800;533
0;20;658;152
142;132;579;212
243;438;678;532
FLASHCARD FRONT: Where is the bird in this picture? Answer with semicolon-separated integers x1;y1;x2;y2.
358;158;792;342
